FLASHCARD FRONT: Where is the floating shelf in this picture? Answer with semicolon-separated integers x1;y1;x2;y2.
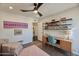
43;18;72;30
60;18;72;21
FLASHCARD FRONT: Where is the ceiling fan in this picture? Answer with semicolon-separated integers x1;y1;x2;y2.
20;3;43;17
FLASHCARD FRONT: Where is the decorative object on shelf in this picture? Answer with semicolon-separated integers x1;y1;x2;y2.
60;17;72;21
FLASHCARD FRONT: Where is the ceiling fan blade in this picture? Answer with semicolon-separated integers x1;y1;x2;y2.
36;3;43;10
33;3;38;10
34;3;37;6
33;6;37;10
38;12;43;17
21;9;33;12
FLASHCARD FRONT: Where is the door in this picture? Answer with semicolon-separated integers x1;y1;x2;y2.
33;23;38;41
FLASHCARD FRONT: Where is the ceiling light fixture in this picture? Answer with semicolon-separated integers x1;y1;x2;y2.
9;6;13;10
33;10;38;14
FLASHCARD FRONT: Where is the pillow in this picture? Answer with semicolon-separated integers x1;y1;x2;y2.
0;39;9;44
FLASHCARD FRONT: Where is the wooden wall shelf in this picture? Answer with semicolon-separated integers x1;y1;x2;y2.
43;18;72;30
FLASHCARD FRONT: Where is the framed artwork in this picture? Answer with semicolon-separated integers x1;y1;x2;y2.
3;21;28;28
14;29;22;35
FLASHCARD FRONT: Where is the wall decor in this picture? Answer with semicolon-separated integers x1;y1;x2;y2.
14;29;22;35
3;21;28;28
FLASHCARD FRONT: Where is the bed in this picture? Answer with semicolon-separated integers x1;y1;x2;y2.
0;39;23;55
2;42;23;55
0;39;49;56
19;45;49;56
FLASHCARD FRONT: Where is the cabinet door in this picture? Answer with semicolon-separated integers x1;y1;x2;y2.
42;36;48;44
60;40;71;52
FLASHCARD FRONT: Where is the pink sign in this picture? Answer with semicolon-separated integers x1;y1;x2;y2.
4;21;28;28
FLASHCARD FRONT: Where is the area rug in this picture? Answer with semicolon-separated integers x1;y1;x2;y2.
19;45;49;56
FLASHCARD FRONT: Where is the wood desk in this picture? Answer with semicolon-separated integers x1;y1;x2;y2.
42;36;72;53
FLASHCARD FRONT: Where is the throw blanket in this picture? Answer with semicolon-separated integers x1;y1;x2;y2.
19;45;49;56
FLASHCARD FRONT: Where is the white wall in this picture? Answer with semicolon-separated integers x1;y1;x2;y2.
40;6;79;55
0;11;34;44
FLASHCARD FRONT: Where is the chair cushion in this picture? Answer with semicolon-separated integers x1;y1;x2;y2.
48;35;57;46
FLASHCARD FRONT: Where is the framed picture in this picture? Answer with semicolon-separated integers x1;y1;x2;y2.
4;21;28;28
14;29;22;35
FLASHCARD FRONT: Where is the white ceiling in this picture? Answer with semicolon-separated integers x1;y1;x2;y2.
0;3;78;19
